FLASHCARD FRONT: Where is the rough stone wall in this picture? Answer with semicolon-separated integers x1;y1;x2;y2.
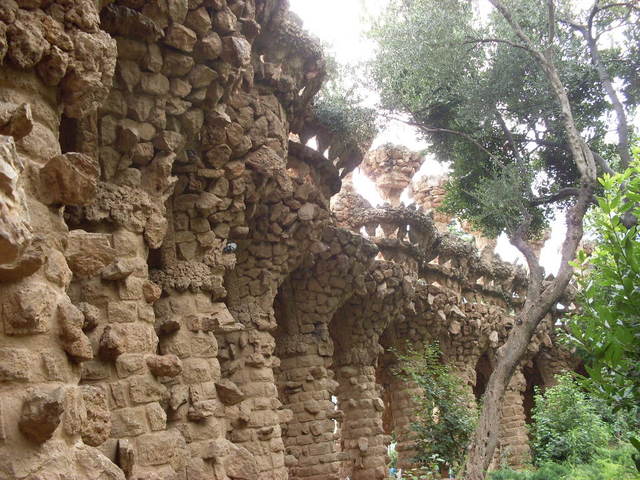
273;226;378;480
0;2;574;480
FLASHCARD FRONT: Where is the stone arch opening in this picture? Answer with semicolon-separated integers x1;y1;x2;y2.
376;355;396;439
522;360;544;425
59;115;80;154
474;352;493;401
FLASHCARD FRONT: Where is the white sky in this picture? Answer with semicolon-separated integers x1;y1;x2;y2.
288;0;577;273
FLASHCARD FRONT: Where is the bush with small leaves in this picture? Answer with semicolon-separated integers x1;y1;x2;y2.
530;374;610;465
392;343;477;477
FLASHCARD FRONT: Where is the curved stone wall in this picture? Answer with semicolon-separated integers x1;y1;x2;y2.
0;2;574;479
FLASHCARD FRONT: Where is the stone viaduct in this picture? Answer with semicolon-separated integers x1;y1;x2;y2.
0;1;574;479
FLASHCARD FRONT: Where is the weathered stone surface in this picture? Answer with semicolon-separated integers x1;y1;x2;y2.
40;153;99;206
0;135;33;275
215;379;244;405
81;386;111;447
164;24;197;52
19;389;64;443
100;5;162;42
147;354;183;377
220;36;251;67
58;300;94;361
65;231;116;278
223;442;259;479
0;103;33;140
3;282;57;335
0;2;559;479
99;323;158;360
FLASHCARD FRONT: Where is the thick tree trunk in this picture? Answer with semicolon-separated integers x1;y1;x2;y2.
463;311;539;479
463;185;592;480
463;3;599;478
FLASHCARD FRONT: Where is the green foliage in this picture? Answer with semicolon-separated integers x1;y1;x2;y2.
530;374;610;465
489;444;640;480
313;58;378;150
446;219;475;243
489;463;570;480
392;343;477;476
499;355;640;480
565;150;640;416
563;148;640;469
369;0;637;238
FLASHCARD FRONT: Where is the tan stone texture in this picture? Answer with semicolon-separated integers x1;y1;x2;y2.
0;1;574;479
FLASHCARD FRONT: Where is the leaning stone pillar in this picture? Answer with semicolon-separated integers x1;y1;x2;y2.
219;145;333;479
331;261;412;480
274;227;376;480
497;369;531;468
385;364;422;471
0;1;123;477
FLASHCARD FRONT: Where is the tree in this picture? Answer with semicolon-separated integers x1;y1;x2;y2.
566;150;640;432
369;1;638;478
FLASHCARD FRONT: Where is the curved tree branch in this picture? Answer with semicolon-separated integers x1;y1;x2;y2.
463;37;531;51
592;151;616;176
390;114;505;166
495;110;524;165
488;0;597;181
561;0;633;167
530;187;581;206
547;0;556;44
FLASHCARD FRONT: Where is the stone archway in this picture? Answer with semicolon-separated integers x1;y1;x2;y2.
474;352;493;401
522;359;545;425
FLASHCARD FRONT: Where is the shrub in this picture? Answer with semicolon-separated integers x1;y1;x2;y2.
530;374;610;465
489;445;639;480
392;343;477;476
489;467;530;480
313;56;378;151
528;463;571;480
314;91;378;150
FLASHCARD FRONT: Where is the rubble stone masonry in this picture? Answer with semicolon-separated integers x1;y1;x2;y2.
0;1;574;479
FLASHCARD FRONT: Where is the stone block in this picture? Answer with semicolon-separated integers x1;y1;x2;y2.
39;152;99;206
0;348;33;382
135;430;186;467
65;231;115;278
99;323;158;360
19;389;64;443
215;379;244;406
129;375;167;404
81;385;111;447
110;406;148;438
3;282;56;336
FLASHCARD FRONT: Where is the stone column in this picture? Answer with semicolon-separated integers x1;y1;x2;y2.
219;141;333;479
377;316;430;473
0;1;123;477
73;226;189;479
331;261;412;480
384;367;422;471
496;370;531;468
274;226;376;480
361;145;423;207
